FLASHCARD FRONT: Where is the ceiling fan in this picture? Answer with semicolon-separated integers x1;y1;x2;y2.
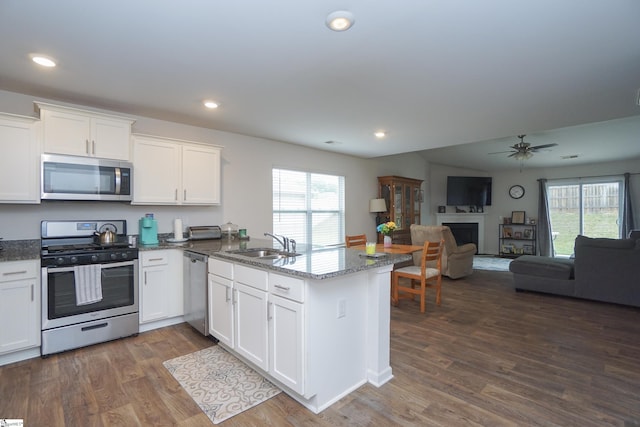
490;134;558;161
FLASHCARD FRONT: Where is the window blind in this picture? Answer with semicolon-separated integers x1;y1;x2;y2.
272;168;345;246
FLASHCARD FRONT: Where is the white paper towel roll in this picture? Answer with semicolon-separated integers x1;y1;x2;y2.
174;218;183;240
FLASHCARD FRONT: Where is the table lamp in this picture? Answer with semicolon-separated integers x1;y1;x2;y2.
369;198;387;225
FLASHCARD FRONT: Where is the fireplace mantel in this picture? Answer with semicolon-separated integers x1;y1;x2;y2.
436;213;486;254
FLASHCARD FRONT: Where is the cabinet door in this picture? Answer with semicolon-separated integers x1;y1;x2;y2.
91;117;131;160
0;262;40;354
269;294;304;394
140;255;170;323
208;274;234;347
42;109;92;156
182;144;221;205
0;115;39;203
234;282;268;370
132;136;181;204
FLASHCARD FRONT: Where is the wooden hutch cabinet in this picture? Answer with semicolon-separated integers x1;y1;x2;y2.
377;176;423;244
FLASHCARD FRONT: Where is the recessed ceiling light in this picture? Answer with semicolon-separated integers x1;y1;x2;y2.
374;131;386;138
203;100;219;109
326;11;355;32
31;55;56;67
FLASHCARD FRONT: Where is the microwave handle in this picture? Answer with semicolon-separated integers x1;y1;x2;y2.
115;167;122;195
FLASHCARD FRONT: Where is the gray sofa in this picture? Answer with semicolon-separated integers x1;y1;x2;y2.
510;234;640;307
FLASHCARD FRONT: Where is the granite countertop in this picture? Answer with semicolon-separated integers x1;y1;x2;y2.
141;236;411;280
0;239;41;262
2;236;411;280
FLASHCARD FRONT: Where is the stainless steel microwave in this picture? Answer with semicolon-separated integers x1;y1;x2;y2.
41;154;133;201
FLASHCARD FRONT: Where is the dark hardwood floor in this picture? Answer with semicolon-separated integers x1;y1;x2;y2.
1;269;639;426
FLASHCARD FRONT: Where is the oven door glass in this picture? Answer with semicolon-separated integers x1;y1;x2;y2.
45;261;136;320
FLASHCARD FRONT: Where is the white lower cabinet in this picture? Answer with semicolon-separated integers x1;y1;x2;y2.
0;260;40;355
207;259;305;394
234;265;269;371
269;293;304;394
139;250;183;323
208;271;234;347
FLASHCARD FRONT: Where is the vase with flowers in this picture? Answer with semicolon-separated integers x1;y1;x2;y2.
377;221;397;247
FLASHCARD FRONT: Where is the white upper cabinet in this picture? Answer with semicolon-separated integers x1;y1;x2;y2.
0;113;40;203
182;143;221;205
131;134;221;205
37;102;134;160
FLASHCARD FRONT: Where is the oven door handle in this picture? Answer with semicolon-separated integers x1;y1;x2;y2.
44;260;136;272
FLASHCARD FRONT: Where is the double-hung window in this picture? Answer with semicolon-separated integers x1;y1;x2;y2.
272;168;345;246
546;177;624;256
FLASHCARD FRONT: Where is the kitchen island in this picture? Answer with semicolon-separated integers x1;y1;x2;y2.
184;238;411;414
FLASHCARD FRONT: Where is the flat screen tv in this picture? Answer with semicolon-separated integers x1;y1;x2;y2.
446;176;492;206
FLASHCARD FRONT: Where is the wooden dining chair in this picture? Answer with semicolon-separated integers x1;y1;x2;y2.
345;234;368;247
391;239;444;313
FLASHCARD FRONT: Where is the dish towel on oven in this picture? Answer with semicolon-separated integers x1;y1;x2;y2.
74;264;103;305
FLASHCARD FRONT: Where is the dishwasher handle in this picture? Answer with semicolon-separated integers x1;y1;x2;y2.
184;251;208;263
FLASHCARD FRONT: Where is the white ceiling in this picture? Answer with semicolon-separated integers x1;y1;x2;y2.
1;1;639;169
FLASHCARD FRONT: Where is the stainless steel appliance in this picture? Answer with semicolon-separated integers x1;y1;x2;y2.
40;220;139;356
187;225;222;240
183;250;209;335
41;154;133;201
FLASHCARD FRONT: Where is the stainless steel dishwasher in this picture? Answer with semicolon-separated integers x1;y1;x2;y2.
183;250;209;335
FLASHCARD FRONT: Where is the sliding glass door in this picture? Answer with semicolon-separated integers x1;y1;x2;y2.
547;178;623;256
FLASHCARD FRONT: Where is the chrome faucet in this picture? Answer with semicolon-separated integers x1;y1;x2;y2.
264;232;289;252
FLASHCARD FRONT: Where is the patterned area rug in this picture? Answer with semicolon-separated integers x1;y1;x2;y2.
473;255;512;272
163;345;281;424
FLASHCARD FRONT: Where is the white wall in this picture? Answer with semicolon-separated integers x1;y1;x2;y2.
0;90;431;243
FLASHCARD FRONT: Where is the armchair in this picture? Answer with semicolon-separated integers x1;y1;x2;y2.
409;224;476;279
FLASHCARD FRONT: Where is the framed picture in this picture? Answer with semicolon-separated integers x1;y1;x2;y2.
523;245;534;254
514;231;523;239
503;226;513;238
524;228;533;239
438;205;446;213
511;210;526;224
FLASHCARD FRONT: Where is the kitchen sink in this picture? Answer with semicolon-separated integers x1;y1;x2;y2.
229;248;302;260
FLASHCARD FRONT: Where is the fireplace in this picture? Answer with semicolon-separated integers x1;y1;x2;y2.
443;222;479;254
435;213;486;254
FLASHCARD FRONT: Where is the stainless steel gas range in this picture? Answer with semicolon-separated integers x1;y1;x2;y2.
40;220;139;356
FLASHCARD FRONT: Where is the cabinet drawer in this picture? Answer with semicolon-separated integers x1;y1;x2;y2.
0;260;38;282
235;265;268;291
269;273;304;303
140;252;169;267
209;258;233;280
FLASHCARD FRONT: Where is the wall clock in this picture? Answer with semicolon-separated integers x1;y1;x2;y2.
509;185;525;199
